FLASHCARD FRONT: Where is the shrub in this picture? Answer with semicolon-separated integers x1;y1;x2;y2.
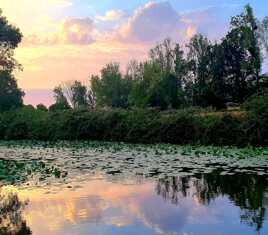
243;96;268;146
243;95;268;119
36;104;48;112
0;107;266;146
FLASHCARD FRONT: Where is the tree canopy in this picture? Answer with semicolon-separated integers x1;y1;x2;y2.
0;9;24;112
0;71;24;112
85;5;266;110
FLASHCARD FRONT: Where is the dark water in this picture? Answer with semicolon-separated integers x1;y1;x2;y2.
1;172;268;235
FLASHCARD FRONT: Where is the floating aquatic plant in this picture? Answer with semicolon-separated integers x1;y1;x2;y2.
0;141;267;186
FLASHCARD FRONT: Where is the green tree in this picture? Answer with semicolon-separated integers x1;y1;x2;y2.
91;5;262;110
36;103;48;112
140;39;187;109
69;81;88;108
49;86;71;111
0;9;22;71
186;34;212;107
0;9;24;112
149;38;174;74
207;43;228;109
61;80;95;109
91;63;130;108
222;4;261;103
125;60;144;81
0;71;24;111
174;43;189;106
129;61;178;109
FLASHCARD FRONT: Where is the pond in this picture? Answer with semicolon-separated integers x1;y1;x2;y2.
0;141;268;235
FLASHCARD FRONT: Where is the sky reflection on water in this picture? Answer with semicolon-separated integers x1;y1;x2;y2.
1;173;268;235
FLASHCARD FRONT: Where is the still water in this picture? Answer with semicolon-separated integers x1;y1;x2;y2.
0;142;268;235
1;174;268;235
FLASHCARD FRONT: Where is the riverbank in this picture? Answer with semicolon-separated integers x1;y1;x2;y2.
0;102;267;147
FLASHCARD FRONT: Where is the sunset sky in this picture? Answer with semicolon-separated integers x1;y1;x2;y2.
1;0;268;106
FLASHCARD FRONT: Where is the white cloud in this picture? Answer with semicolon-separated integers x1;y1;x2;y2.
23;18;97;45
116;1;188;43
181;4;241;40
112;1;242;45
22;2;239;47
96;10;125;22
59;18;96;44
0;0;73;36
15;1;247;94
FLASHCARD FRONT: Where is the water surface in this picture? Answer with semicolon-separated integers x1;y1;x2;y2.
0;142;267;235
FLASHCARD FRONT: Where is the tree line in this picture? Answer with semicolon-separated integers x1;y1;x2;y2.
49;5;268;111
0;5;267;112
0;5;267;146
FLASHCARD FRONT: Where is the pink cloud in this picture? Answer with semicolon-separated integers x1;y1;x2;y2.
16;1;241;107
96;10;125;22
23;17;96;46
116;2;188;44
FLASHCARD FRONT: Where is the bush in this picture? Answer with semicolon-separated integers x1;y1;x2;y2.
0;107;266;146
243;95;268;119
243;96;268;146
36;104;48;112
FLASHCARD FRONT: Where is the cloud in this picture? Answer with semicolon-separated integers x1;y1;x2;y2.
113;1;242;44
186;26;197;39
23;18;97;45
181;5;242;40
15;0;247;98
58;18;96;44
96;10;125;22
181;9;226;41
116;1;188;43
22;2;239;47
0;0;73;29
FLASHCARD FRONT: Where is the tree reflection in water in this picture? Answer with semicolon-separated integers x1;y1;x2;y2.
0;187;31;235
156;173;268;231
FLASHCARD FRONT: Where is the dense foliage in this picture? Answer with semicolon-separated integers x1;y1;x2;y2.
0;6;267;146
0;102;266;146
49;5;267;111
0;9;24;112
0;71;24;111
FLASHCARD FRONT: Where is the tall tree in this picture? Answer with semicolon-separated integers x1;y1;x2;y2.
222;4;261;102
49;86;71;111
208;43;228;109
174;43;187;86
88;5;263;110
146;40;187;108
187;34;212;106
0;9;22;71
91;63;130;108
69;81;88;108
0;9;24;111
62;80;95;109
0;71;24;112
149;38;174;73
129;61;170;109
174;43;189;106
125;60;144;81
